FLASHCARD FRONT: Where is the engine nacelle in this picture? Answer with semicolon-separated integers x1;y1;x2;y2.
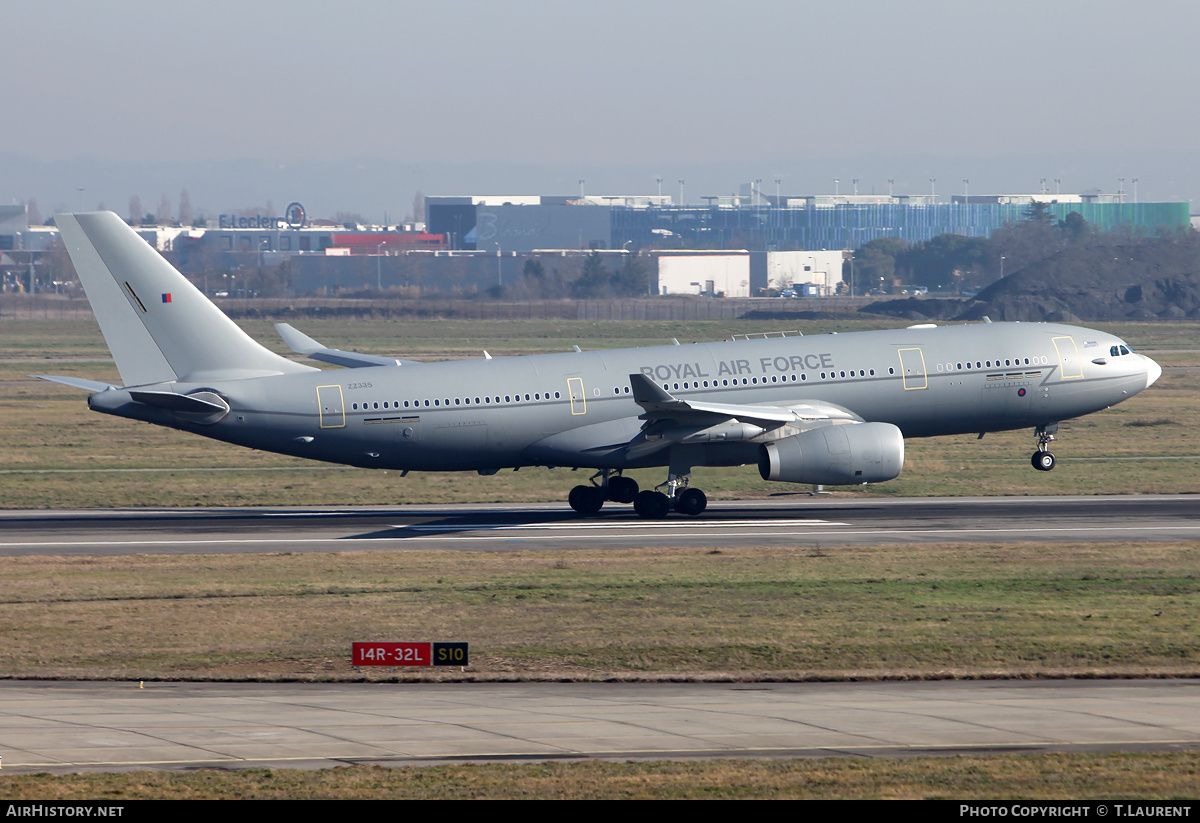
757;422;904;486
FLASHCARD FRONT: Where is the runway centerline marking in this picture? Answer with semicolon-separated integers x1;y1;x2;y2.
399;519;847;532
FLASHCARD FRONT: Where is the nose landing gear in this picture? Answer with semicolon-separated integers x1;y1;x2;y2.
1031;423;1058;471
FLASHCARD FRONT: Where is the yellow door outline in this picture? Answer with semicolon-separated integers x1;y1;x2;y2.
1052;336;1083;379
567;377;587;415
898;347;928;390
317;385;346;428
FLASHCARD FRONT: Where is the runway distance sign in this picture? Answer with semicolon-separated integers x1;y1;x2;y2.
352;642;469;667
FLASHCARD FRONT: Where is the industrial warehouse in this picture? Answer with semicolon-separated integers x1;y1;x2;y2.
1;186;1190;298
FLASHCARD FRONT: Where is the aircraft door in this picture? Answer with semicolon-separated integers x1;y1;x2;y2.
316;385;345;428
897;347;928;390
567;377;587;415
1051;336;1084;379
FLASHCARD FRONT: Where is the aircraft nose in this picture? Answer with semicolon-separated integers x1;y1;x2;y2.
1144;355;1162;389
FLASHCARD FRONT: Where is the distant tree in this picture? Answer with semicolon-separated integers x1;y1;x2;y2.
571;251;611;298
178;189;194;226
128;195;142;226
610;252;649;296
988;217;1066;281
412;190;425;224
157;194;172;224
896;233;988;291
1024;200;1055;225
24;198;41;226
522;258;545;281
44;237;77;288
1058;211;1090;240
853;236;908;293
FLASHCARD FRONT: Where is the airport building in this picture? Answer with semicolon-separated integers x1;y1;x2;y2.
1;187;1190;295
428;192;1189;253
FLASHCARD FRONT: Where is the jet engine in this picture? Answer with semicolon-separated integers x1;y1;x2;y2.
757;422;904;486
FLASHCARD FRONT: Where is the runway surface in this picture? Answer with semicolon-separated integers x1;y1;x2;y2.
1;495;1197;556
3;679;1198;773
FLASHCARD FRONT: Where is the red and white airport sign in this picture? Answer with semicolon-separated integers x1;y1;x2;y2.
352;641;469;667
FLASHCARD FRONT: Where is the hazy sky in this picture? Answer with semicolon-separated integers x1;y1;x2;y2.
5;0;1199;219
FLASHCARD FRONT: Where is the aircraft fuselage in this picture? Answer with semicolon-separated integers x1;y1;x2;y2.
87;320;1158;474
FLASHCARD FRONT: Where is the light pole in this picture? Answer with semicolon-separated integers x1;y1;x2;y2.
1132;178;1139;203
929;178;936;199
678;179;685;207
493;242;502;287
834;178;840;196
578;179;586;200
852;178;859;196
887;179;894;197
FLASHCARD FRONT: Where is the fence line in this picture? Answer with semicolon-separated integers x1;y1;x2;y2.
0;295;865;322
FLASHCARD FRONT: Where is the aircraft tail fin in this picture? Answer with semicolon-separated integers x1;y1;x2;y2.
56;212;314;386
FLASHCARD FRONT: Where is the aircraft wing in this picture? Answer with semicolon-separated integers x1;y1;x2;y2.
275;323;410;369
623;373;863;460
630;373;798;426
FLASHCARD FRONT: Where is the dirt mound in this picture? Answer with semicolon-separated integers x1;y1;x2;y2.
863;236;1200;322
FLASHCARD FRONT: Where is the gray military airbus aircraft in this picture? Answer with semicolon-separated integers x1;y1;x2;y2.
40;211;1161;518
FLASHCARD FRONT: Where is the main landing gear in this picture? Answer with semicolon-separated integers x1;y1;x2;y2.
633;484;707;519
1031;423;1058;471
567;470;640;515
566;465;709;519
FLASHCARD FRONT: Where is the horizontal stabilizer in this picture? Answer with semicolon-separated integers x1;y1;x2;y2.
275;323;407;369
31;374;117;392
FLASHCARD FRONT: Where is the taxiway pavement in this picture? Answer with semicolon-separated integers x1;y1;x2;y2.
3;679;1199;773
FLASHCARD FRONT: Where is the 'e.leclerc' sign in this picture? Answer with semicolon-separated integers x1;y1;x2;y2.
352;641;469;667
218;214;282;229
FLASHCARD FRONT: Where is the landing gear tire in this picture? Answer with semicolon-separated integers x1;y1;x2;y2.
674;487;707;516
1032;451;1056;471
633;490;671;519
568;484;605;515
607;475;639;504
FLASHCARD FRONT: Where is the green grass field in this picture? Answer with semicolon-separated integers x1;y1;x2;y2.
3;754;1199;799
